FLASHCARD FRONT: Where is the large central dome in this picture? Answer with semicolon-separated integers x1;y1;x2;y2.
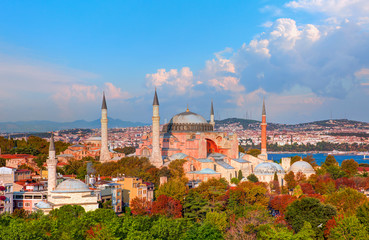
163;109;213;133
169;111;208;124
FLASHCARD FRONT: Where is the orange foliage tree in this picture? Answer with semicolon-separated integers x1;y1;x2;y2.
130;197;151;216
151;195;182;218
269;195;297;214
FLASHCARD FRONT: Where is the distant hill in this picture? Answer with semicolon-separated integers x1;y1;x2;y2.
0;118;148;133
215;118;369;131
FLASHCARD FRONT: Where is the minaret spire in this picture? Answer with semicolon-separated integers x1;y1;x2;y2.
210;100;215;129
151;89;163;168
259;97;268;160
47;133;57;194
100;92;110;162
102;91;107;110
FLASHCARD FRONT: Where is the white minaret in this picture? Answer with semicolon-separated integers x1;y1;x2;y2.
47;133;57;195
210;100;215;129
151;89;163;168
100;92;110;163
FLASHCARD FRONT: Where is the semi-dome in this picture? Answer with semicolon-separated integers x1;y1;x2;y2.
169;111;208;124
163;108;214;133
289;160;315;174
53;179;92;193
254;162;280;175
270;162;285;174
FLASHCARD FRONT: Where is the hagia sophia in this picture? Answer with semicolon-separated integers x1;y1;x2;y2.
135;90;316;184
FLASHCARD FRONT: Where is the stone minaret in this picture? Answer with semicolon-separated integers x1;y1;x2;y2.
47;134;57;194
210;100;215;129
99;92;110;162
259;98;268;160
151;89;163;168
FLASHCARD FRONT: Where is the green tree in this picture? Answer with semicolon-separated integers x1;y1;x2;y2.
0;158;6;167
303;155;317;167
326;165;346;180
285;197;337;236
204;211;228;232
329;216;369;240
324;155;337;167
230;178;240;184
155;178;188;201
183;190;210;221
237;170;244;181
258;222;315;240
341;159;359;177
182;223;223;240
356;201;369;228
247;173;258;183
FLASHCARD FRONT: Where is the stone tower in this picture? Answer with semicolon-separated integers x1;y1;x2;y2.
99;92;110;163
47;133;58;195
259;98;268;160
151;89;163;168
210;100;215;129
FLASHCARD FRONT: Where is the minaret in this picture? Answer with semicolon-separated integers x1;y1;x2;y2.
151;89;163;168
210;100;215;129
99;92;110;162
259;98;268;160
47;133;57;194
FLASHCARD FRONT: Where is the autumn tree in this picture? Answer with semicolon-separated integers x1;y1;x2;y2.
303;154;317;167
324;155;337;167
269;195;297;214
151;195;182;218
284;171;296;189
291;155;302;165
326;187;367;215
130;197;151;216
341;159;359;177
168;159;187;179
231;181;269;207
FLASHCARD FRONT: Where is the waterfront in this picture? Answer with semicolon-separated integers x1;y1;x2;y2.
269;153;368;166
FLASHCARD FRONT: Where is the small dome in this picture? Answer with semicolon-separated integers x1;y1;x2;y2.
254;162;279;175
169;153;188;161
53;179;91;193
289;160;315;174
35;201;52;209
169;111;208;124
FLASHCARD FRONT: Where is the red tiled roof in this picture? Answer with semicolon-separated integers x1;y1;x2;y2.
16;169;31;172
0;154;35;159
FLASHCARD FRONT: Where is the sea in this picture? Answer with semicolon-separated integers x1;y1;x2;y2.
268;153;369;166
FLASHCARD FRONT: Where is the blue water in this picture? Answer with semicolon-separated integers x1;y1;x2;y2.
268;153;369;166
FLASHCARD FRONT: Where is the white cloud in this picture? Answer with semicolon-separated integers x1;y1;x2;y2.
104;82;132;100
145;67;194;95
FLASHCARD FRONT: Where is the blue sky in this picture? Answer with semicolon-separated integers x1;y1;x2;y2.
0;0;368;124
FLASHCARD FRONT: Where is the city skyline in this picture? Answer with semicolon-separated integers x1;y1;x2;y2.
1;1;369;124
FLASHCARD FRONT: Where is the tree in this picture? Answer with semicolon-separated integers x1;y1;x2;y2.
271;172;280;194
285;197;337;236
324;155;337;167
230;178;240;185
238;145;245;153
295;172;307;184
130;197;151;216
183;223;223;240
151;195;182;218
329;216;369;240
113;146;135;155
155;178;188;202
247;173;258;183
326;187;367;215
291;155;302;165
233;181;269;207
237;170;243;181
341;159;359;177
284;171;296;189
246;148;261;157
299;183;315;194
269;195;297;214
258;222;315;240
326;165;346;180
204;211;228;232
0;158;6;167
356;201;369;227
183;190;210;221
303;155;317;167
168;159;187;179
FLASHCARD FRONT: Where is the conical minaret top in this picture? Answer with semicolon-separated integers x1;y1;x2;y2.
210;100;215;129
262;97;266;115
102;92;107;110
211;100;214;115
153;88;159;106
49;133;55;152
